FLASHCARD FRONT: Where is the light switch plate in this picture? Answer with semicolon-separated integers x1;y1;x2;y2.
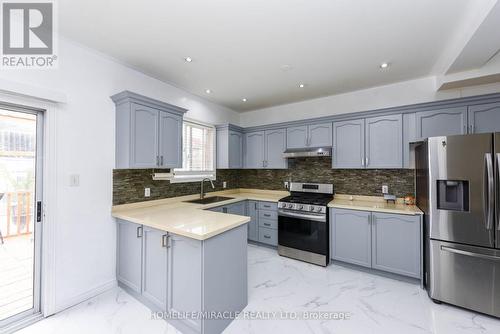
144;188;151;197
382;185;389;194
223;181;227;189
69;174;80;187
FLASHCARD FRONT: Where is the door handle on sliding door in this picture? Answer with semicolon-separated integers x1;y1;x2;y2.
483;153;494;230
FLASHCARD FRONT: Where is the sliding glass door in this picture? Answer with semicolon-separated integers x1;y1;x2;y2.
0;105;43;328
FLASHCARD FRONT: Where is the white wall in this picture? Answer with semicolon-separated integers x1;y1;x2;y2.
239;76;500;127
0;38;239;312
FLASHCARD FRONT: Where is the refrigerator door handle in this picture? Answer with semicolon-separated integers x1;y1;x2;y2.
496;153;500;231
441;245;500;262
484;153;494;230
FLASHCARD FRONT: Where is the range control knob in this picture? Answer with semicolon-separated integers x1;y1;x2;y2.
297;205;304;210
316;207;323;212
287;203;293;209
309;206;315;212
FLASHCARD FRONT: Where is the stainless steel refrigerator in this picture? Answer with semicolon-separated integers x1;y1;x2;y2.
416;133;500;317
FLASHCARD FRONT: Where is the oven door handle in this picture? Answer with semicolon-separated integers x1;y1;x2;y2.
278;210;326;222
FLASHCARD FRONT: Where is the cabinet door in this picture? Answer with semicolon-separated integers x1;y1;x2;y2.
159;111;183;168
142;227;167;310
247;201;258;241
116;220;143;293
371;213;421;278
403;113;417;168
265;129;287;169
228;131;243;168
365;114;402;168
332;119;365;168
131;103;159;168
227;201;246;215
167;234;202;332
468;102;500;134
286;125;308;149
244;131;265;168
415;106;467;140
308;122;332;147
330;209;371;267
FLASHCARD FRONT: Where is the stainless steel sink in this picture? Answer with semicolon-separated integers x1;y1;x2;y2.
184;196;234;205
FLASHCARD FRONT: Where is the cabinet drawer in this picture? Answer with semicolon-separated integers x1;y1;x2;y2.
259;218;277;230
258;227;278;246
258;210;277;221
258;202;277;211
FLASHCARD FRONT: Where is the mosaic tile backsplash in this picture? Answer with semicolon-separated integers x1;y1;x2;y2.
113;157;415;205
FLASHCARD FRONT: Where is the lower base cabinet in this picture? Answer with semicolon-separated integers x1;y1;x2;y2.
330;208;422;279
116;219;248;334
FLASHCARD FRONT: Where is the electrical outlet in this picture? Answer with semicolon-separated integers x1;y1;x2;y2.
284;181;289;189
223;181;227;189
382;185;389;194
144;188;151;197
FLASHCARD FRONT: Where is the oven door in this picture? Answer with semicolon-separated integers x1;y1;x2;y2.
278;210;328;256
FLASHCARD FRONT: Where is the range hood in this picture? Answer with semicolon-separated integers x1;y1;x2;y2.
282;146;332;158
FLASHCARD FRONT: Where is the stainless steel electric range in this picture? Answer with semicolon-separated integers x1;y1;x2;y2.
277;182;334;266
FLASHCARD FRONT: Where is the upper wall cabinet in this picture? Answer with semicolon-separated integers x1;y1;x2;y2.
468;102;500;134
112;91;186;169
216;124;244;169
332;119;365;168
415;106;467;140
286;122;332;149
245;129;287;169
365;114;402;168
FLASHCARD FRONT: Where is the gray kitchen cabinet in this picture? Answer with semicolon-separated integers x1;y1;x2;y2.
244;131;265;168
371;213;421;278
258;227;278;246
227;201;246;215
112;91;187;169
332;119;365;168
247;200;259;241
365;114;403;168
403;113;417;168
216;125;244;169
286;125;308;149
116;219;143;294
142;227;168;311
167;234;203;333
308;122;333;147
468;102;500;134
159;111;183;168
130;104;160;168
286;123;332;149
264;128;287;169
330;209;372;268
415;106;467;140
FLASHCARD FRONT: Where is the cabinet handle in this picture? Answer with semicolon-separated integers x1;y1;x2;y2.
156;156;160;166
161;234;167;247
254;202;257;209
160;156;164;166
223;207;228;213
362;158;365;167
136;226;143;238
264;214;271;217
264;235;271;239
366;157;369;167
264;223;271;226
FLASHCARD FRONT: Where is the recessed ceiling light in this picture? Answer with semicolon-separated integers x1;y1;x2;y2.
242;98;247;102
299;83;305;88
205;89;211;94
380;62;389;69
184;57;193;62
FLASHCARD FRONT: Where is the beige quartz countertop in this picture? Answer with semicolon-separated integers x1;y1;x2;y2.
328;194;423;216
112;189;289;240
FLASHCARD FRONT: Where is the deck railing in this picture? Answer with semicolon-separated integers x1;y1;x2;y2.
0;191;33;238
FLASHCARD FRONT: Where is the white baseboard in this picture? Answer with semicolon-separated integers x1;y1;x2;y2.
54;279;117;314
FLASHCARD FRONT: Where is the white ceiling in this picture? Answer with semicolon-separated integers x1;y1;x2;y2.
60;0;479;111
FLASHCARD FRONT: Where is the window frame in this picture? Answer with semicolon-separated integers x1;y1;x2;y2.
171;118;216;183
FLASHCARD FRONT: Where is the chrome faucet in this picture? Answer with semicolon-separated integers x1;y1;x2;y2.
200;178;215;199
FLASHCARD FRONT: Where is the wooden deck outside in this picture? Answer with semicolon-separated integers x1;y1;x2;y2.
0;234;33;321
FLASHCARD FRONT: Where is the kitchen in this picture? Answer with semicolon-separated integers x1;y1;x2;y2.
1;1;500;334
